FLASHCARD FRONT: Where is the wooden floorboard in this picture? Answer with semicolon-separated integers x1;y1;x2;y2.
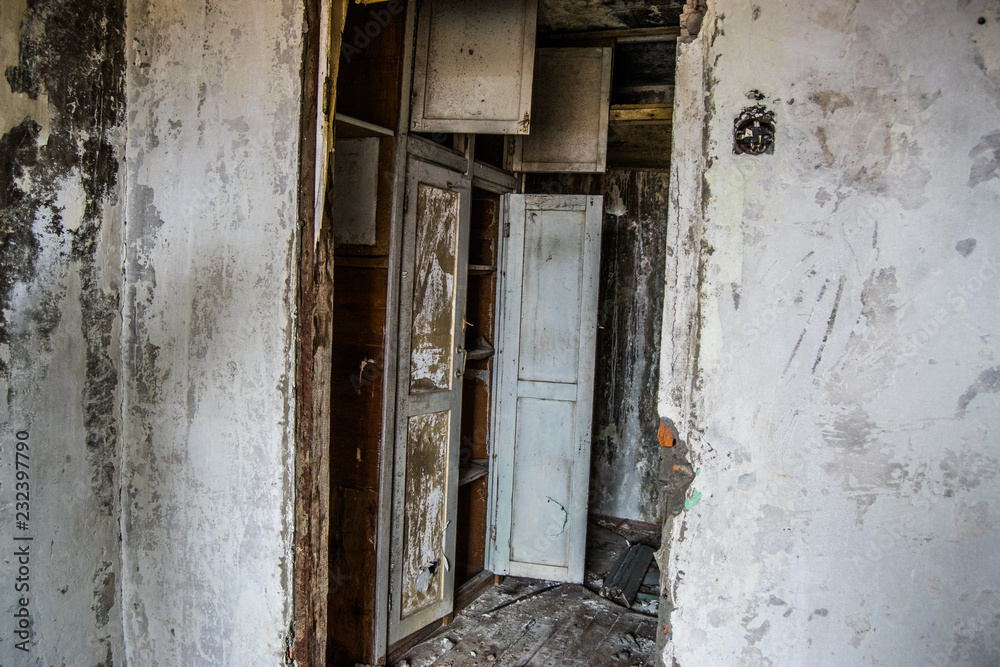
392;578;656;667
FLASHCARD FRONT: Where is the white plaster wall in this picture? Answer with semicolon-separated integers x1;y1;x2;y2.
122;0;302;662
662;1;1000;664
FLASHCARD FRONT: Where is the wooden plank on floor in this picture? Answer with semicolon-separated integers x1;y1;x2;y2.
492;588;583;665
409;581;562;666
393;579;656;667
529;599;613;666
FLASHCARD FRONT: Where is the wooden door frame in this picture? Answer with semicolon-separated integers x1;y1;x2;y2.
293;0;349;664
374;1;420;661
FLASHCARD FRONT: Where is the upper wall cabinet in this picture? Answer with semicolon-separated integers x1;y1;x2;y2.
410;0;538;135
513;47;613;173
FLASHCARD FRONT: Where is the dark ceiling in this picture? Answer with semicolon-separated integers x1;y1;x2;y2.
538;0;685;34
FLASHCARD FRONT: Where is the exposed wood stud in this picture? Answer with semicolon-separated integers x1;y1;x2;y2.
294;1;348;665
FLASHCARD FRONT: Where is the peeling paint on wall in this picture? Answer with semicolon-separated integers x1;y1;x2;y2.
590;170;670;525
662;1;1000;664
4;0;304;662
120;0;303;662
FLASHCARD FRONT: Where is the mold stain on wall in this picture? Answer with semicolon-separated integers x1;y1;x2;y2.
1;0;126;662
3;0;126;501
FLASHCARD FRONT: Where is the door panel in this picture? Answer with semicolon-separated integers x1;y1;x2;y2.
490;195;603;583
517;208;586;384
409;184;461;393
513;47;614;172
410;0;538;134
509;397;574;567
401;411;451;617
389;159;470;644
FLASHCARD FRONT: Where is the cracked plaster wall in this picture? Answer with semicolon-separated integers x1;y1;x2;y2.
661;1;1000;664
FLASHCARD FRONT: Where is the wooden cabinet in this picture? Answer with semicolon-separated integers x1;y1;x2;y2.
410;0;538;134
513;48;614;173
325;1;613;663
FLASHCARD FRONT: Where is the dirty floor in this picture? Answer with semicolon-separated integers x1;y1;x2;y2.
392;578;657;666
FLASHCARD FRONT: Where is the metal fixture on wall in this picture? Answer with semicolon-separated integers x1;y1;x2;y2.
734;105;775;155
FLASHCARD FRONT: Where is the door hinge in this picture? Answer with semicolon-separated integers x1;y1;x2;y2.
490;525;497;544
503;222;510;238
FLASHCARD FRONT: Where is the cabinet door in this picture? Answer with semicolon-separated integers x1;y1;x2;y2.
388;158;471;644
489;195;603;583
410;0;538;134
513;47;614;173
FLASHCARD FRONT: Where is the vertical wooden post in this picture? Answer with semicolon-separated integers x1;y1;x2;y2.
294;0;349;664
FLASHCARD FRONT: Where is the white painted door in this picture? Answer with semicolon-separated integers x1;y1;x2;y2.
489;194;603;583
410;0;538;134
388;158;471;644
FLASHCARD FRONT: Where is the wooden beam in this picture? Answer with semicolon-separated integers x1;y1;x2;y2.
294;1;349;665
609;104;673;124
540;25;680;45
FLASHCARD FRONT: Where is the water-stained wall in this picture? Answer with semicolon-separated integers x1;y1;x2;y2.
2;0;303;662
1;0;126;662
121;0;303;663
661;1;1000;664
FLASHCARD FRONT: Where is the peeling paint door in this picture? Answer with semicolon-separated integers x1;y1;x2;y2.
489;195;603;583
388;158;471;644
410;0;538;134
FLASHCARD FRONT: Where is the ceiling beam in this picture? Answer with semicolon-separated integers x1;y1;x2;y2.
539;25;681;45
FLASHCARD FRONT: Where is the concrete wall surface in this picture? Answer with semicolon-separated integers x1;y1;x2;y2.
2;0;304;663
121;0;303;663
661;1;1000;665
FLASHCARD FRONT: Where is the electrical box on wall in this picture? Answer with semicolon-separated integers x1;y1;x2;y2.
734;105;775;155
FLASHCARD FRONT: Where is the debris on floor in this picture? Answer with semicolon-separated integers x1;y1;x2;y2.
585;520;661;617
600;544;655;608
392;577;656;667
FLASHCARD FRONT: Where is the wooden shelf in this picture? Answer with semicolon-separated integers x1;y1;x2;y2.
609;104;673;124
468;264;497;275
334;255;389;269
459;460;489;486
334;113;395;138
